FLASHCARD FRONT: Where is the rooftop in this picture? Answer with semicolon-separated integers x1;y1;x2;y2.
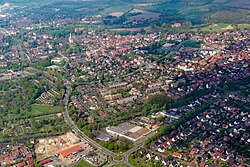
58;145;82;158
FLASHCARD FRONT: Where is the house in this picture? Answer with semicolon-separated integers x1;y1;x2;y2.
213;151;222;159
38;159;53;166
170;160;179;167
96;133;111;142
139;148;146;155
88;116;95;123
172;152;182;159
158;147;165;153
190;150;195;156
30;138;35;144
146;153;151;160
17;161;26;167
171;23;181;28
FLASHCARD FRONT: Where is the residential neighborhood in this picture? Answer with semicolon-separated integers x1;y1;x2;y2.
0;0;250;167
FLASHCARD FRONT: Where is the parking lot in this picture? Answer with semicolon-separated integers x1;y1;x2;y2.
85;151;107;166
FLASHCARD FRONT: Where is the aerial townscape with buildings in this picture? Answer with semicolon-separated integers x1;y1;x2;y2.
0;0;249;167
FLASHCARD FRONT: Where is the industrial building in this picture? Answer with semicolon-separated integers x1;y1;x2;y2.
106;122;150;141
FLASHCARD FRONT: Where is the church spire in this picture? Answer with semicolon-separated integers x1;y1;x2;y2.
69;33;73;44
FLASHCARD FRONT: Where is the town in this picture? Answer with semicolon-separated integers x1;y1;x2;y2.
0;0;250;167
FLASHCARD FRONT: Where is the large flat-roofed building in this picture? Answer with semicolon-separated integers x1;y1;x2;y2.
58;145;82;158
128;128;150;140
106;122;150;141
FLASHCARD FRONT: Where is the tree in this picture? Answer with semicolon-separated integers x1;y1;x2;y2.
148;93;174;109
157;116;164;122
108;143;114;150
83;130;93;139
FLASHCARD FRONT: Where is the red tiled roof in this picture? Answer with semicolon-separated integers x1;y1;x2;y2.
172;152;182;158
12;146;19;150
26;159;34;165
26;153;33;159
17;162;26;167
190;150;195;156
4;157;14;163
214;151;222;158
58;145;82;158
38;159;53;165
3;154;9;158
239;164;246;167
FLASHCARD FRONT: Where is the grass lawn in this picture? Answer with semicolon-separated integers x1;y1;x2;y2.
182;40;201;48
114;156;123;161
74;160;94;167
1;105;62;121
31;104;62;115
128;154;153;167
111;164;129;167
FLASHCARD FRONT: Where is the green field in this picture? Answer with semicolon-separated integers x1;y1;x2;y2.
111;164;129;167
114;155;123;161
31;104;62;115
182;40;201;48
74;160;94;167
236;24;250;29
98;5;132;16
0;105;62;121
128;154;154;167
194;23;250;32
3;0;250;29
199;23;232;31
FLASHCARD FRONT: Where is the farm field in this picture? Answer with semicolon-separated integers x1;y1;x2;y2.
200;23;233;31
237;24;250;29
127;11;160;21
2;0;249;27
223;0;250;9
194;23;250;32
109;27;145;32
98;5;132;16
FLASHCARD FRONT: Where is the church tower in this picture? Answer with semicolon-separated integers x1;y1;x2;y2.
69;33;73;44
